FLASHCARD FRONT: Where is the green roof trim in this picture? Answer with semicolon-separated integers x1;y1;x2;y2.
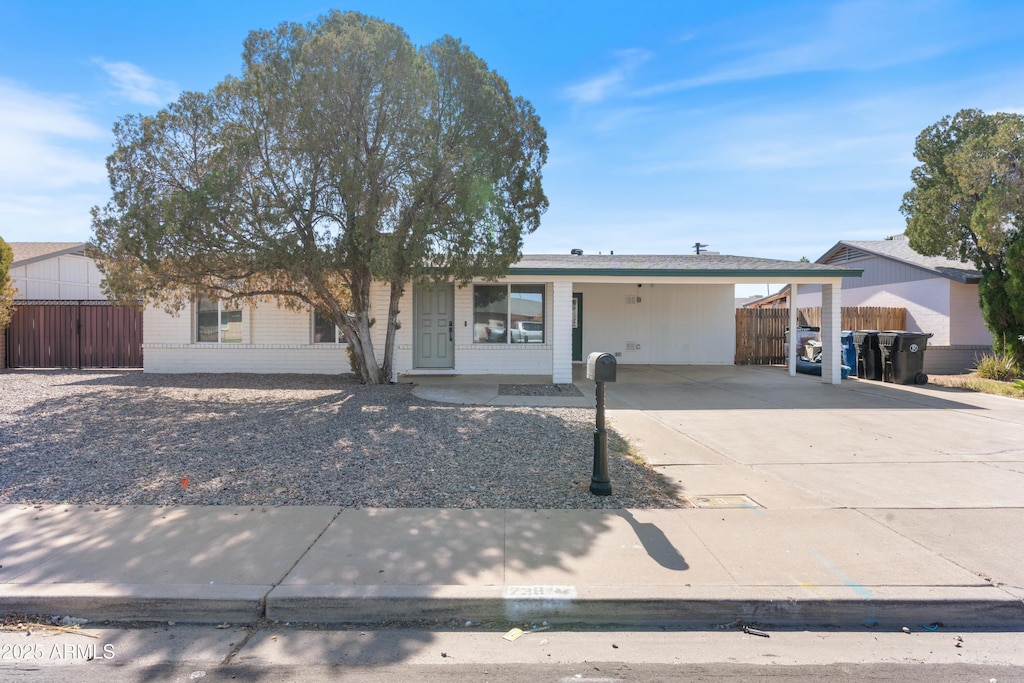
508;267;863;278
506;254;862;279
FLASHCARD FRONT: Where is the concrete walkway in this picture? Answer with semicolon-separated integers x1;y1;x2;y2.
2;366;1023;628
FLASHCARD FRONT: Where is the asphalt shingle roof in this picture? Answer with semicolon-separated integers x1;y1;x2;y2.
821;237;981;284
8;242;88;266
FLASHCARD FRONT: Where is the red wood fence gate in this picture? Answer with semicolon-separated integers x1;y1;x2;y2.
4;301;143;369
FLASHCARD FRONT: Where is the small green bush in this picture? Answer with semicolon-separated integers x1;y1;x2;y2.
974;352;1023;382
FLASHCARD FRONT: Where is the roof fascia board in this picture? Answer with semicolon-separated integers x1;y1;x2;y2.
506;267;861;280
486;273;854;286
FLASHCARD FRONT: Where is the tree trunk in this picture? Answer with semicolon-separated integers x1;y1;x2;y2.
349;314;387;383
381;279;405;385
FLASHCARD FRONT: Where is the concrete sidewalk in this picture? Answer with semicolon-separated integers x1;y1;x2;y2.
2;366;1023;629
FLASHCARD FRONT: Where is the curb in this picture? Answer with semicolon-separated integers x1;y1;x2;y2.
265;585;1024;628
0;583;267;624
5;584;1020;629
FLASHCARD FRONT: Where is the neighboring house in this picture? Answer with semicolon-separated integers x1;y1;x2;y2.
795;235;991;374
143;252;861;384
735;294;768;309
743;286;790;309
8;242;106;300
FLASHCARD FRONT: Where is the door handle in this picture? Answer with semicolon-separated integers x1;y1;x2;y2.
449;320;454;342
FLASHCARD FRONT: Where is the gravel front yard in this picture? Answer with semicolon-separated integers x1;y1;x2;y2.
0;371;683;509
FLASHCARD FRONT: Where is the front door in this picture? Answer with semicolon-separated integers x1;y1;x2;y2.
414;284;455;368
572;292;583;362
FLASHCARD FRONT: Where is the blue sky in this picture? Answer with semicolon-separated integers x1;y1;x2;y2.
2;0;1023;285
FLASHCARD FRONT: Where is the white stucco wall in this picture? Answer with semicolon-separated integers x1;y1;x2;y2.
11;254;106;300
574;283;735;364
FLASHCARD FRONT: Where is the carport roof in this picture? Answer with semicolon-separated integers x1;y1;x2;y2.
510;254;862;278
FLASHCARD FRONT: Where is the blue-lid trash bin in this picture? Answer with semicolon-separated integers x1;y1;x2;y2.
841;331;856;371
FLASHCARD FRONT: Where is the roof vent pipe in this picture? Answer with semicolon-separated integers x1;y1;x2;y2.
571;248;583;256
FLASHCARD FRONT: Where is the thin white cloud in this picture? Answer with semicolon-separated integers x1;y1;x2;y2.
0;79;106;189
0;80;109;241
93;58;178;106
0;79;102;140
564;49;651;105
636;0;968;96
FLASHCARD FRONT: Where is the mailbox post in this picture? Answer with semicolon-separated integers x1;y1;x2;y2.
586;352;617;496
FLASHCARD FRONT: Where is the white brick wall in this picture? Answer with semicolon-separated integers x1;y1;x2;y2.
250;303;311;344
391;281;556;378
142;279;742;377
948;281;992;346
796;279;954;345
145;306;192;344
551;281;573;383
144;345;350;374
144;298;351;374
820;283;842;384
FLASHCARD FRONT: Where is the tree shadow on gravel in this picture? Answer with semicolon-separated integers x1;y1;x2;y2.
0;371;682;509
0;370;691;675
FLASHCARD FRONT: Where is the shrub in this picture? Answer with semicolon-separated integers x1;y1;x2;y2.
974;352;1023;382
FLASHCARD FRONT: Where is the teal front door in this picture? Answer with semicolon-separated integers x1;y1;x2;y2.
572;292;583;362
414;284;454;368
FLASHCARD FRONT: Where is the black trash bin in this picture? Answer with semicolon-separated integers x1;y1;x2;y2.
852;330;882;381
877;331;933;385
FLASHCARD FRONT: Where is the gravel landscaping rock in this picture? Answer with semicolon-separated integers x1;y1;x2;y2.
0;370;683;509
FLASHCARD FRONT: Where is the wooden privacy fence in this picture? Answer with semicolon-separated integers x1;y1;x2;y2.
5;301;143;369
735;307;906;365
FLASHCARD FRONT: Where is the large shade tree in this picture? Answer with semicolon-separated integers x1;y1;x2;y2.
91;11;548;383
0;236;15;329
900;108;1024;365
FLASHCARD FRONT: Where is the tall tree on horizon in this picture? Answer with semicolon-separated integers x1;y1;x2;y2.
901;108;1024;364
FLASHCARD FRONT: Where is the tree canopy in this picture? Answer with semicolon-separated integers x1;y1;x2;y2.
900;108;1024;364
0;236;15;329
91;10;548;382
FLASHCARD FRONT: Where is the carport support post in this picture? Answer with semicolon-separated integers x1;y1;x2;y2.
788;284;798;376
590;380;612;495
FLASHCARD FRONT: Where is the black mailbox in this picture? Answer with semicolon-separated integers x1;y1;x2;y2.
587;352;617;382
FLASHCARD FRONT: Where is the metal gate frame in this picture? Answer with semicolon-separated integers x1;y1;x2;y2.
4;300;143;369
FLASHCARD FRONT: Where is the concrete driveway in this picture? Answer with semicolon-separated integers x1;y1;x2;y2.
587;365;1023;499
587;364;1024;594
412;363;1024;596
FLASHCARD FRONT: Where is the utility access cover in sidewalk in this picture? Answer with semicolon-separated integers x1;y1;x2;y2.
686;494;763;509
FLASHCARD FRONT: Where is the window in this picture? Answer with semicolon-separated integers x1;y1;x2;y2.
473;284;545;343
313;310;348;344
197;294;242;343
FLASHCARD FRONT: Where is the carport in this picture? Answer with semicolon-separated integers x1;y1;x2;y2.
508;254;862;385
